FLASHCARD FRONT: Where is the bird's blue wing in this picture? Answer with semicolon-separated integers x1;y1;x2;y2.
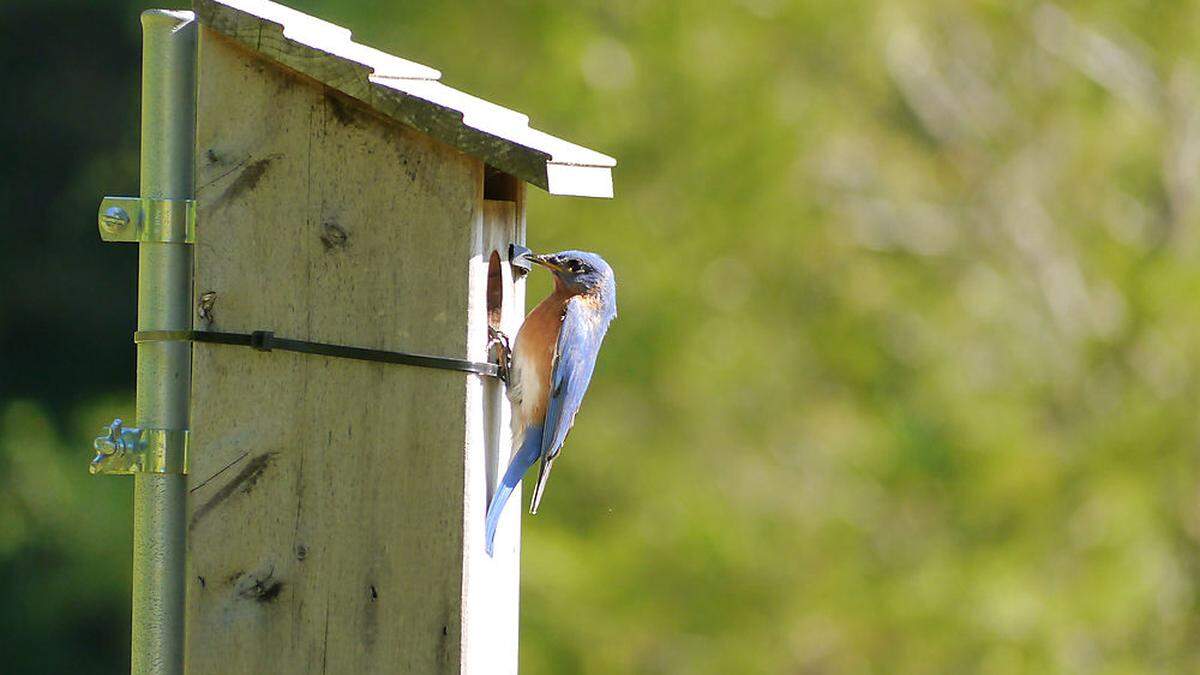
484;424;542;556
529;297;606;513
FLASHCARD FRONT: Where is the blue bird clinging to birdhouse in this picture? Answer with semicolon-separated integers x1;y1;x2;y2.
484;250;617;556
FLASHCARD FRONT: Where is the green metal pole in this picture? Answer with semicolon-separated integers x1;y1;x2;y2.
133;10;195;675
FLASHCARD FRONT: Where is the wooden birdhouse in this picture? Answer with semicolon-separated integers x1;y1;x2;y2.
91;1;614;673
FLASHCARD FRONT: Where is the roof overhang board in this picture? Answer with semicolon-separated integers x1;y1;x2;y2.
195;0;615;198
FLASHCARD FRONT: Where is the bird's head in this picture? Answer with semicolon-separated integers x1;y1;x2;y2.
530;250;616;305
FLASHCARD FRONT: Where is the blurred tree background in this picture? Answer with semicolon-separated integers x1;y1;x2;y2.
4;0;1200;672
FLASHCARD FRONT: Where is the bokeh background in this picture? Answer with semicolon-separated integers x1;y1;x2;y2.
4;0;1200;672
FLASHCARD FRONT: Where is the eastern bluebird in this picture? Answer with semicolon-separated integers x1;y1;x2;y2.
484;250;617;555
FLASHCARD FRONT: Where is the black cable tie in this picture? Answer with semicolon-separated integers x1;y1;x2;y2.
250;330;274;352
133;329;501;378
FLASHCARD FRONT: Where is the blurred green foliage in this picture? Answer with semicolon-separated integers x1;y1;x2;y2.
4;0;1200;672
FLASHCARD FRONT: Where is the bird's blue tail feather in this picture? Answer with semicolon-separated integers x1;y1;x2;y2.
484;427;543;556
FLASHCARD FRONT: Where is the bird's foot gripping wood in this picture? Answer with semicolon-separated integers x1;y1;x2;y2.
487;326;512;384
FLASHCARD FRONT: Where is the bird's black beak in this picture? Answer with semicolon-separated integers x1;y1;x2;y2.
508;244;534;278
528;253;566;273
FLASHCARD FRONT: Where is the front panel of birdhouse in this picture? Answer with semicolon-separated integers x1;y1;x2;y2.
184;27;522;674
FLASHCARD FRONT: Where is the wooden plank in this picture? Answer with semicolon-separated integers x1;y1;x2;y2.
193;0;615;198
461;197;525;674
185;27;521;674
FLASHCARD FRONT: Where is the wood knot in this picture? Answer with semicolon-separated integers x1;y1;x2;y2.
233;566;283;603
320;222;348;251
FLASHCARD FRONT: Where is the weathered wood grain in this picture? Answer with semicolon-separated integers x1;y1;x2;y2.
186;28;521;674
461;197;525;674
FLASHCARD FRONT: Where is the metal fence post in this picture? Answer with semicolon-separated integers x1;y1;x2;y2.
132;10;195;675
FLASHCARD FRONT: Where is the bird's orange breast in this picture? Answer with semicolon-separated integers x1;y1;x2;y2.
510;290;570;432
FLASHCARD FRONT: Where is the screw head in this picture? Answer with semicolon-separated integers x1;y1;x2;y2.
101;206;130;233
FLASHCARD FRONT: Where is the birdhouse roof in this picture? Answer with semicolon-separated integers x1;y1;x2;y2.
195;0;616;198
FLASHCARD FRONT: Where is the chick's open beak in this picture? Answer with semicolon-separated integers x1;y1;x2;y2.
508;244;534;278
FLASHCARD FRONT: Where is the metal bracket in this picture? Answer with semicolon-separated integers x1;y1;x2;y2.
98;196;196;243
91;418;189;475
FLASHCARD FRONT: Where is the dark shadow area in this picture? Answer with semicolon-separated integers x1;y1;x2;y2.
0;2;144;673
0;0;141;418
